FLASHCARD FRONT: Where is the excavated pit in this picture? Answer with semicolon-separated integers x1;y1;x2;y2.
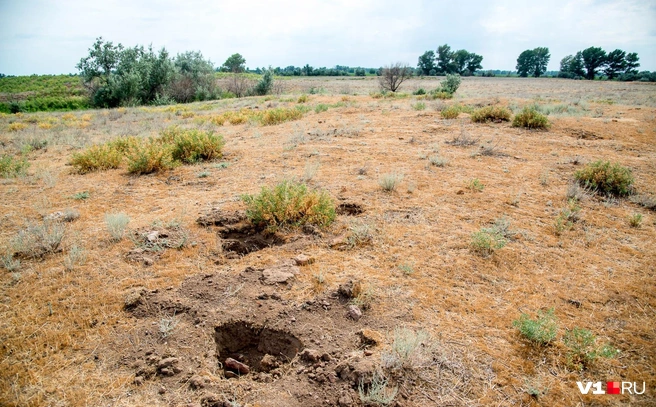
214;321;303;373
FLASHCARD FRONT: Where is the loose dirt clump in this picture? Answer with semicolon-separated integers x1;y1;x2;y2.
336;202;365;216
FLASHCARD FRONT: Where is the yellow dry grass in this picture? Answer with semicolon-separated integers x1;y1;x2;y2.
0;77;655;406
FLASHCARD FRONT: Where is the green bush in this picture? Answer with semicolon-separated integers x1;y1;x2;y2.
0;154;29;178
564;327;618;371
253;69;274;96
512;107;550;129
242;181;335;231
242;181;336;231
125;138;175;174
574;160;634;197
440;105;460;119
439;74;461;95
513;308;558;345
170;128;224;163
471;106;512;123
70;144;122;174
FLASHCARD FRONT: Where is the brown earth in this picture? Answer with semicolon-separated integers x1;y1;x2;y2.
1;77;655;406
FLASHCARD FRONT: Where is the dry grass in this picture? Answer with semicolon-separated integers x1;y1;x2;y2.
0;77;655;407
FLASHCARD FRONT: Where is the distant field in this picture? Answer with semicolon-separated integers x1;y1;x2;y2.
0;75;89;113
0;77;655;407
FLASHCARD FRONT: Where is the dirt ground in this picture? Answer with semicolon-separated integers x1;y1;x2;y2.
1;77;655;406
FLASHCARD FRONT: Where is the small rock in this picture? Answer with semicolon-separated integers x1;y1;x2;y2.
358;329;384;347
261;264;300;285
224;357;250;375
300;348;321;363
189;375;207;390
158;386;166;395
330;235;348;248
347;305;363;321
224;371;238;379
159;367;175;376
157;357;179;370
294;254;315;266
260;354;279;371
364;350;374;356
338;280;362;299
338;395;353;407
147;231;160;242
124;288;145;309
133;375;144;386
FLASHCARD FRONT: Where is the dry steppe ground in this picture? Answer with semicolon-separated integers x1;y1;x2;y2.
1;77;655;407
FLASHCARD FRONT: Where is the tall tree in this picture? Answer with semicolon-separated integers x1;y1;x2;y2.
624;52;640;74
532;47;550;77
436;44;454;75
559;52;585;78
581;47;607;80
603;49;626;79
516;50;535;77
221;53;246;73
452;49;471;75
417;50;436;76
465;53;483;75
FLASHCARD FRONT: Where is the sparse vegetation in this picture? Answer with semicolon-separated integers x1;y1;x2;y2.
471;225;506;256
563;327;618;370
70;144;122;174
358;370;398;406
378;173;403;192
470;106;511;123
11;221;65;259
429;155;448;167
513;308;558;345
574;160;634;197
512;107;550;129
467;178;484;192
440;105;460;119
105;213;130;242
554;199;581;235
0;154;29;178
628;213;643;228
241;181;336;231
381;328;430;370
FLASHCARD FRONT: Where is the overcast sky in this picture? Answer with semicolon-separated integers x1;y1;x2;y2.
1;0;655;75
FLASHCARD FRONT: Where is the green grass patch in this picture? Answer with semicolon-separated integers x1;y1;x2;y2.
0;154;30;178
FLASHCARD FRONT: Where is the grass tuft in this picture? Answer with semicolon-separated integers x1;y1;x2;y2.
513;308;558;345
471;106;511;123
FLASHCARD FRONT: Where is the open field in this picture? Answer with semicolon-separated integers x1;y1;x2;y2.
1;77;655;406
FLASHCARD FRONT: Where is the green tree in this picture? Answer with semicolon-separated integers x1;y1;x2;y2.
436;44;454;74
465;53;483;75
624;52;640;74
604;49;626;79
417;50;436;76
221;53;246;73
532;47;550;77
581;47;607;80
170;51;216;102
559;52;585;78
516;49;535;77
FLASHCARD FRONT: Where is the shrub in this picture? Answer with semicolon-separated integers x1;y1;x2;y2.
8;122;28;132
358;370;398;406
439;74;462;95
563;327;618;371
412;102;426;111
378;62;412;92
440;105;460;119
297;94;308;103
512;107;550;129
242;181;336;231
628;213;643;228
554;199;581;235
253;69;274;96
429;155;448;167
259;107;304;126
170;128;224;163
107;136;140;154
513;308;558;345
70;144;122;174
11;221;65;259
574;160;634;197
381;328;431;371
471;228;505;256
471;106;512;123
105;213;130;242
429;91;453;100
413;88;426;95
378;173;403;192
125;138;175;174
0;154;29;178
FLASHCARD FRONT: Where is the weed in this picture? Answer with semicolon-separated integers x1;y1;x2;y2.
63;245;86;271
351;284;374;310
8;122;28;132
70;144;122;174
471;228;505;256
512;308;558;345
169;128;224;163
358;370;398;406
214;162;230;169
242;181;336;231
1;253;21;271
470;106;511;123
554;199;581;235
447;127;479;146
197;171;210;178
11;221;65;259
126;139;175;174
0;154;30;178
105;213;130;242
563;327;618;370
302;161;320;182
159;314;179;339
378;173;403;192
347;223;374;248
71;191;90;200
381;328;430;371
429;155;448;167
574;160;634;197
630;194;656;211
628;213;643;228
467;178;484;192
566;181;593;202
260;107;304;126
440;105;460;119
314;104;329;113
398;263;414;275
412;102;426;111
524;377;549;399
297;94;308;103
512;107;549;129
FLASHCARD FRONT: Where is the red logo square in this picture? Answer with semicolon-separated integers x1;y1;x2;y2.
607;381;621;394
